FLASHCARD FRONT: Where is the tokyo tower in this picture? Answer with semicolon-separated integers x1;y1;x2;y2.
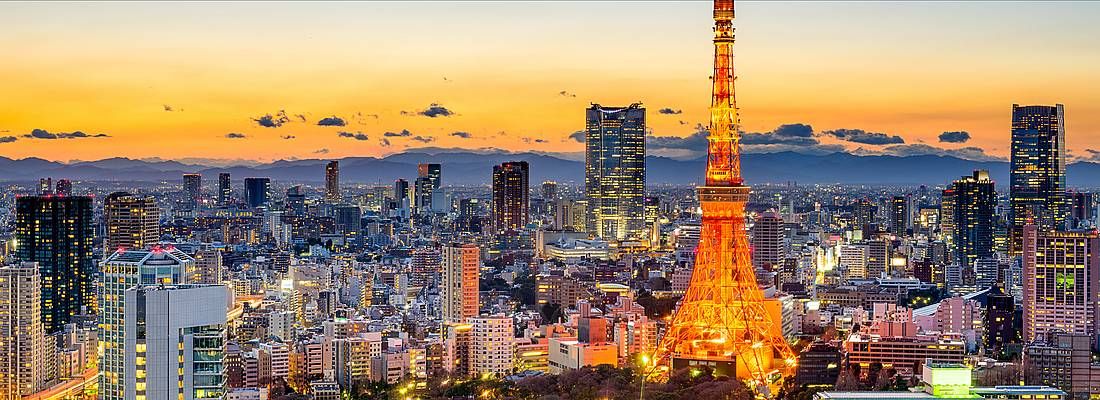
653;0;796;389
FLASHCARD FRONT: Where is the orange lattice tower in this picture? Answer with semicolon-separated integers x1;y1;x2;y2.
653;0;796;390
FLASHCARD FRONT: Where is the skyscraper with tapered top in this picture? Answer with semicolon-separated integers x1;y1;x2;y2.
585;103;646;241
1011;104;1067;254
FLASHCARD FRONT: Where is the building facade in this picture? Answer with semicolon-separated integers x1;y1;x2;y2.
104;192;161;252
584;103;646;241
1011;104;1067;253
0;263;46;399
442;243;480;323
491;161;529;231
1021;225;1099;343
15;195;95;334
952;170;996;269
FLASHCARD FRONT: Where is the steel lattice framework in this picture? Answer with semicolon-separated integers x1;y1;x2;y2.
653;0;796;390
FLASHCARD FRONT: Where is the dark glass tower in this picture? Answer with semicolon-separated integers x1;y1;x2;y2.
1010;104;1066;253
218;172;231;205
15;195;94;334
585;103;646;240
983;284;1020;360
244;177;270;208
491;161;529;231
888;195;909;236
183;173;202;209
325;161;340;202
953;170;996;269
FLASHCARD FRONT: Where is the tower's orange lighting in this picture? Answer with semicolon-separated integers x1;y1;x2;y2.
653;0;796;394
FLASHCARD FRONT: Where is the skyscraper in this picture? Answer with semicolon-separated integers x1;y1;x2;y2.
1021;224;1099;343
15;195;94;334
218;172;231;205
55;178;72;196
99;247;193;400
325;160;340;202
244;177;270;208
491;161;529;231
415;163;441;214
285;185;306;215
37;177;52;195
104;192;161;252
122;285;228;400
183;173;202;208
0;263;46;398
393;179;409;209
952;170;996;270
541;181;558;200
1011;104;1067;253
751;211;785;270
442;243;479;323
983;284;1019;360
585;103;646;241
888;195;910;236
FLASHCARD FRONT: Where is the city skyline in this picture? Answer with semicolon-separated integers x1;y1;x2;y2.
2;2;1100;162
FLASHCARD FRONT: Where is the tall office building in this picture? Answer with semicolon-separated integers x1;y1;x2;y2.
244;177;270;208
1069;191;1095;228
37;177;52;195
585;103;646;240
14;195;94;334
285;185;306;215
541;181;558;200
442;243;479;323
104;192;161;252
183;173;202;208
1021;224;1099;343
952;170;996;269
415;163;441;214
940;189;957;247
325;161;340;202
888;195;910;236
491;161;529;231
99;247;194;400
218;173;231;205
751;211;785;270
0;263;47;398
393;179;410;209
1011;104;1067;253
122;285;228;400
55;178;72;196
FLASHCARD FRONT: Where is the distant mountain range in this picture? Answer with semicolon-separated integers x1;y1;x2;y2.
3;151;1100;186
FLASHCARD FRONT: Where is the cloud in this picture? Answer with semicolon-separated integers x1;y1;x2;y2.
281;135;296;140
383;129;412;137
938;131;971;143
876;143;1005;162
658;108;682;115
522;137;548;144
313;148;330;154
568;130;585;143
822;128;905;145
295;114;307;122
252;110;290;128
450;131;473;139
163;104;174;112
648;123;843;157
225;132;247;139
401;103;454;118
0;136;17;143
380;138;392;147
559;90;577;98
317;116;346;127
338;131;370;141
23;128;110;139
411;135;435;143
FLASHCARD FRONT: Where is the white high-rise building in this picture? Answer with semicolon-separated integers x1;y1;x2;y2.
99;247;194;400
469;315;514;377
123;285;228;400
840;244;869;280
0;263;47;399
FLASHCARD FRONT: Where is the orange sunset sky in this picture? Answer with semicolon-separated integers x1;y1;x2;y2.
1;1;1099;163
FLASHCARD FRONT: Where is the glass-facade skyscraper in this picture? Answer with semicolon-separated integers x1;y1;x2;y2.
1010;104;1067;253
244;177;271;208
584;103;646;241
14;195;95;334
491;161;529;231
952;170;996;269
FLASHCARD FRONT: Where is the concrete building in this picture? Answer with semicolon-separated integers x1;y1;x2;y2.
842;333;966;376
752;211;786;270
469;315;514;377
1023;332;1100;399
1022;225;1099;343
546;337;618;374
122;285;229;400
0;263;46;399
442;243;479;323
104;192;161;253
